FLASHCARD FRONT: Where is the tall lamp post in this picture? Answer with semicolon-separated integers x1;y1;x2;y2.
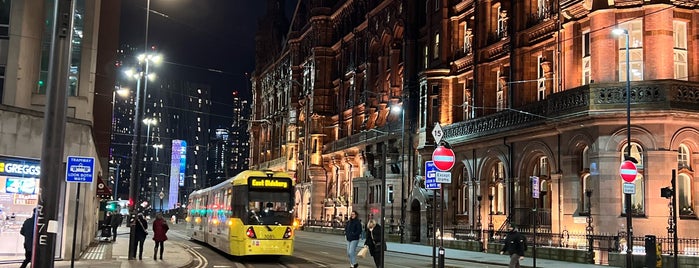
124;52;161;260
612;27;633;268
390;103;406;241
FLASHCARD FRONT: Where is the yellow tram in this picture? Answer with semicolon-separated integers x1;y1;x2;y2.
186;170;295;256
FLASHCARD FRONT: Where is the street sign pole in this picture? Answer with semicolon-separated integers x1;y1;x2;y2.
65;156;95;268
70;183;80;268
532;176;539;268
36;1;74;267
619;160;637;268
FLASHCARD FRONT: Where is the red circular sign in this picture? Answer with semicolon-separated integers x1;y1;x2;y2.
619;160;638;183
432;146;456;171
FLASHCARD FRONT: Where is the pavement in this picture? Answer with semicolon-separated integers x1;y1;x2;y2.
0;225;609;268
0;225;194;268
382;241;607;268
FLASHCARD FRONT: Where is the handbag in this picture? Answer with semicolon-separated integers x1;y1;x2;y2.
358;245;369;258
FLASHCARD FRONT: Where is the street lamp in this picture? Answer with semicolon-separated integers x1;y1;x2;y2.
159;190;165;213
390;102;408;243
612;27;633;268
142;117;158;146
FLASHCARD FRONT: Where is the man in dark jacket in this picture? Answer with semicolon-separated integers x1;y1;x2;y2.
500;226;527;268
20;209;36;268
344;211;362;268
110;212;123;241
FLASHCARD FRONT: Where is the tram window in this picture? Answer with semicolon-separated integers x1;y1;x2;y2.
246;191;292;225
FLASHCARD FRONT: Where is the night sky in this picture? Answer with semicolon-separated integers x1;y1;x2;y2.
119;0;295;128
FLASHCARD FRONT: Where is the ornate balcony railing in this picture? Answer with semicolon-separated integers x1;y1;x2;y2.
256;156;286;170
443;80;699;142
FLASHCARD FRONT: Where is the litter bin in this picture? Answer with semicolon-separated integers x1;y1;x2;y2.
644;235;656;268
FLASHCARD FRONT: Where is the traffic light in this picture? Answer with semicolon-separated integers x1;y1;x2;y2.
106;201;119;212
661;187;673;199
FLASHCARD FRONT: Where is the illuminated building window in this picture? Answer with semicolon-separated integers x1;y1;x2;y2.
496;70;504;112
433;33;440;59
617;20;643;82
673;20;688;81
537;55;546;101
582;31;591;85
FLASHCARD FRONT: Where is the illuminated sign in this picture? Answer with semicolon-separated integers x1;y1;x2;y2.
0;156;41;177
249;178;291;190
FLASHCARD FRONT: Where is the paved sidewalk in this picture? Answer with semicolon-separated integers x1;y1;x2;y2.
0;226;194;268
384;241;608;268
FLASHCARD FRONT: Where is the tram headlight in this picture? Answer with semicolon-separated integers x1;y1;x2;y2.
227;219;234;226
185;216;191;222
212;218;219;225
194;217;201;224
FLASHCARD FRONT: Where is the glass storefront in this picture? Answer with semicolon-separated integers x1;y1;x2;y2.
0;156;40;261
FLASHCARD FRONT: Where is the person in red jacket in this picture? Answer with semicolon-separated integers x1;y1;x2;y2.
152;214;169;260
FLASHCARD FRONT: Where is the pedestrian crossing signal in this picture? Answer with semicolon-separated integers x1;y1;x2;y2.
106;201;119;212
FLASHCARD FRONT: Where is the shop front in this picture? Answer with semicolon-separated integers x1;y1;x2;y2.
0;155;40;261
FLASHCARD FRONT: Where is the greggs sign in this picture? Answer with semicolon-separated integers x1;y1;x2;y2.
249;178;291;190
0;156;41;177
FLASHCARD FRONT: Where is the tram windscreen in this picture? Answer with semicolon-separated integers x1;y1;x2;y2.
246;191;292;225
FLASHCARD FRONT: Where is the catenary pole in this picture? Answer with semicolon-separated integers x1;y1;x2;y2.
35;0;74;267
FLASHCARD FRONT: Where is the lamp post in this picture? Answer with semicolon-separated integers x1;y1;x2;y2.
159;190;165;213
488;194;494;240
585;189;594;264
124;54;161;261
394;101;407;243
612;27;633;268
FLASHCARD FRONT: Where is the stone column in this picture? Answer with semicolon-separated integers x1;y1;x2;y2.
643;7;674;79
589;11;618;83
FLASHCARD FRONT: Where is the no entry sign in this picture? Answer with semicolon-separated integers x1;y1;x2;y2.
432;146;455;171
619;160;638;183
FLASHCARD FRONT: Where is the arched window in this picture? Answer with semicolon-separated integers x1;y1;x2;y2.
489;162;506;214
580;146;591;213
621;143;644;216
678;144;691;170
678;173;694;216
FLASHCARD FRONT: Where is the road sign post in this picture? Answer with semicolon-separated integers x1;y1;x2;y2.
531;176;540;268
619;160;637;268
65;156;95;267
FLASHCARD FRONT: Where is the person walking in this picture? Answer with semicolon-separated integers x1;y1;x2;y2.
500;225;527;268
152;214;169;260
364;219;384;268
132;213;148;260
110;212;123;241
344;211;362;268
20;209;36;268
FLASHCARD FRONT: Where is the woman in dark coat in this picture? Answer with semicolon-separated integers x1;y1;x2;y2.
344;211;362;268
132;213;148;260
364;219;384;268
152;214;169;260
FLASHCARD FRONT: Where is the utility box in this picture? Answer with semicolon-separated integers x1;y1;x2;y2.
644;235;657;268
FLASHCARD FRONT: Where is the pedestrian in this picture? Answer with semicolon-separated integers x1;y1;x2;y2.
131;213;148;260
110;212;123;241
20;208;36;268
364;219;384;268
345;211;362;268
152;213;169;260
500;225;527;268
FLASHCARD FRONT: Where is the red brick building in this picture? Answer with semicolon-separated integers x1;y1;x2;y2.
251;0;699;260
